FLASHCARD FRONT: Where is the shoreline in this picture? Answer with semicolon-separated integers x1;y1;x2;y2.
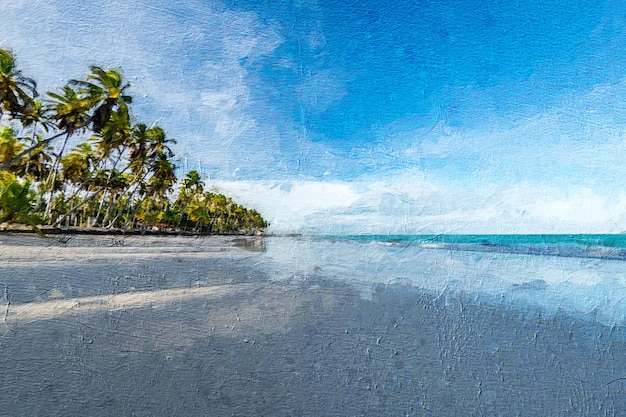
0;223;267;237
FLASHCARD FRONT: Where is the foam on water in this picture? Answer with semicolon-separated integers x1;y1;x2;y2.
261;235;626;326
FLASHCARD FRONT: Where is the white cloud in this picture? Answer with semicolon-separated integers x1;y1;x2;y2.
375;77;626;195
210;175;626;235
200;91;239;110
3;1;626;234
209;180;361;231
0;0;283;176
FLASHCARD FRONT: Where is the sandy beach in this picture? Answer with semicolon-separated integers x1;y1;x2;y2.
0;234;625;416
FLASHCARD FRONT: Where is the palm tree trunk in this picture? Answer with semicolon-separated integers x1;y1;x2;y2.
93;146;130;226
121;169;152;229
44;133;70;220
110;170;145;228
0;130;65;172
52;188;103;227
102;193;117;228
23;124;37;176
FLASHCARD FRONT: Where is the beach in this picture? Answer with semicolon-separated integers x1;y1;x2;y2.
1;234;625;416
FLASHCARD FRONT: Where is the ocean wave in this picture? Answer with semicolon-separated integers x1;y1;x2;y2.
324;234;626;261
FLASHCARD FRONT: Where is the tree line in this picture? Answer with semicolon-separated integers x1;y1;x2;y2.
0;48;268;235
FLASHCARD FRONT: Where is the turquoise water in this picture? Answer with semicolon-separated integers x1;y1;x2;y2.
333;234;626;247
318;234;626;260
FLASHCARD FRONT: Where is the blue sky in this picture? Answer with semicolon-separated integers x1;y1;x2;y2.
2;0;626;233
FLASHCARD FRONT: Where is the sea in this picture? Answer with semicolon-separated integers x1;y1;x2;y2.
260;234;626;326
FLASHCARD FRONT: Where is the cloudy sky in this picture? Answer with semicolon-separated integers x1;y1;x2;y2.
2;0;626;234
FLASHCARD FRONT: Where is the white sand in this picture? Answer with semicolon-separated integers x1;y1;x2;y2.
1;233;625;416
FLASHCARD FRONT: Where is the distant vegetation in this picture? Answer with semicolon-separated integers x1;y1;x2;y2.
0;48;268;235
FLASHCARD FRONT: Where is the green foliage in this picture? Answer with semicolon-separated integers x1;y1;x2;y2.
0;48;268;235
0;126;23;167
60;143;93;184
0;48;38;119
0;172;42;233
175;188;268;235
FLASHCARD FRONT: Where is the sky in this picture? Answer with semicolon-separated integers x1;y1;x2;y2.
1;0;626;234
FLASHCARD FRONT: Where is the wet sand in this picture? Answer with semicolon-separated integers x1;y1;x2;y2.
0;234;625;416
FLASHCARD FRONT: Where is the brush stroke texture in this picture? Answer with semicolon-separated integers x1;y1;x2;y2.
1;0;624;233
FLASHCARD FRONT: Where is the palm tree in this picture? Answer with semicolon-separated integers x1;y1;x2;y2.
46;85;91;136
0;48;37;121
90;107;133;224
18;99;52;139
184;195;210;232
61;143;95;186
146;152;176;199
17;99;54;178
0;48;269;235
129;151;176;227
0;126;24;173
125;124;176;178
145;126;175;158
0;87;78;173
0;172;42;233
92;100;132;165
125;125;175;182
182;170;203;193
43;82;101;219
42;88;85;219
173;170;204;229
71;68;134;225
0;126;50;186
1;65;132;173
99;169;130;227
22;136;52;183
70;66;132;133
